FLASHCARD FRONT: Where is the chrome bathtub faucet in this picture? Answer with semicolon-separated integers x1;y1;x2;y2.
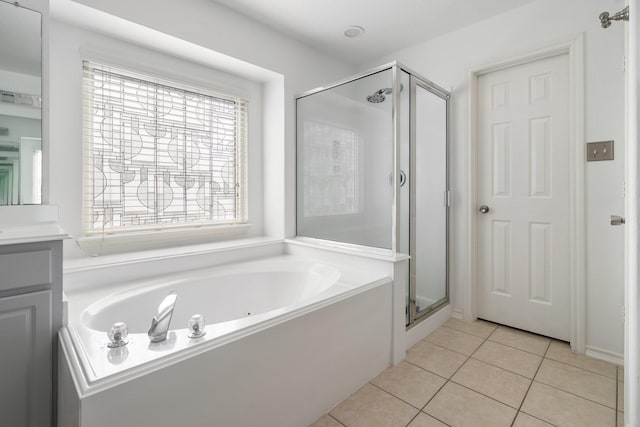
148;291;178;343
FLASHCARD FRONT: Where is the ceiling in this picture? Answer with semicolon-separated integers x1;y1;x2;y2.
212;0;537;64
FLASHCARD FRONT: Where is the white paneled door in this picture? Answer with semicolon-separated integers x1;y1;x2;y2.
477;54;571;340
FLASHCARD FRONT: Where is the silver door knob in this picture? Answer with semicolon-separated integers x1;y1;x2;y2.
479;205;490;214
611;215;625;226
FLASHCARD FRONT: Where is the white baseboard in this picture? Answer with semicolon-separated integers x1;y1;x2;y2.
405;304;452;350
585;345;624;366
451;309;464;320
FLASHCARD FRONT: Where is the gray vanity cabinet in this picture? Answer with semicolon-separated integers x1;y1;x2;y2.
0;240;64;427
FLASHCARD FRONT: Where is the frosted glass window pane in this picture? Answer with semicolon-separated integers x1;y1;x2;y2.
302;121;360;217
82;62;248;234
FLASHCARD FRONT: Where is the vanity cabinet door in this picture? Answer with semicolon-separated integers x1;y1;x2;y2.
0;290;52;427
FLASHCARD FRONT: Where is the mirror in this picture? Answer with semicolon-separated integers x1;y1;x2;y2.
0;0;42;205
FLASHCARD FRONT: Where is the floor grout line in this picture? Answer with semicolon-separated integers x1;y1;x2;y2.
417;324;505;424
447;380;525;411
328;413;347;427
447;377;528;410
485;337;550;358
532;379;618;410
368;381;425;412
417;327;482;421
403;359;451;381
422;335;483;358
517;409;560;426
440;323;495;339
315;321;622;427
403;411;421;427
464;356;536;382
543;356;619;380
415;324;618;426
469;353;540;380
510;339;551;427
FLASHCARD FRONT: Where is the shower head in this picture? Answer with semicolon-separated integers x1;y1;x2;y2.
366;88;393;103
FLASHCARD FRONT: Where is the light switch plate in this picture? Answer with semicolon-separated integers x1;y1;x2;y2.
586;140;614;161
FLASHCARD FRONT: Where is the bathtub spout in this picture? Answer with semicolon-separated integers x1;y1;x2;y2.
148;292;177;343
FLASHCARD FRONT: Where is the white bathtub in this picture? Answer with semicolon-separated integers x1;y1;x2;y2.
84;263;340;334
59;248;399;426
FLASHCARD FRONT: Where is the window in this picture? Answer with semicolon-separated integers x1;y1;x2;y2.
302;121;360;217
82;62;248;234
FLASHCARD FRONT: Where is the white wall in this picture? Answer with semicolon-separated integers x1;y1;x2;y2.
0;115;41;141
53;0;354;239
361;0;627;356
50;21;266;258
48;0;354;259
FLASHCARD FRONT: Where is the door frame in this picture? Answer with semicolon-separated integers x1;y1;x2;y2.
625;0;639;422
466;35;586;352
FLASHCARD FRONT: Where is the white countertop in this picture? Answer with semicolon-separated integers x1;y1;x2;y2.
0;205;69;245
0;222;70;245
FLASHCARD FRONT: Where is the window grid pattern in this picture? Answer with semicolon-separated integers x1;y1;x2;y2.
302;121;360;217
82;62;247;234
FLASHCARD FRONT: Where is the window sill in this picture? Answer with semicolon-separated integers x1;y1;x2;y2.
75;223;253;257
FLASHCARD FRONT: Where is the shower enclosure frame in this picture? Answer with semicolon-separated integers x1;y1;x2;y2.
295;61;451;327
407;74;451;326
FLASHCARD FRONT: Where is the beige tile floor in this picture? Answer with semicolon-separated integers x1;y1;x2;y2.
310;318;624;427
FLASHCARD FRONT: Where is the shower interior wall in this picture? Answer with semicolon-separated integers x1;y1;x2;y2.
296;70;394;249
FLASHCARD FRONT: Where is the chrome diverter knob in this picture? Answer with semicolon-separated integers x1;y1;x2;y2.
107;322;129;348
188;314;206;339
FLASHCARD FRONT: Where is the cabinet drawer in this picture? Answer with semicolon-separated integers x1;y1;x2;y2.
0;250;52;291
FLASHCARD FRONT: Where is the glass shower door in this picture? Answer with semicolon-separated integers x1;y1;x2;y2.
409;78;449;322
296;69;394;249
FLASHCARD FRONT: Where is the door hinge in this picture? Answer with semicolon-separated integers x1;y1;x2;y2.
446;190;451;207
623;55;627;72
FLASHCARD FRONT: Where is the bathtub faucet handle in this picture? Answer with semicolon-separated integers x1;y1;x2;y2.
188;314;206;339
148;291;178;343
107;322;129;348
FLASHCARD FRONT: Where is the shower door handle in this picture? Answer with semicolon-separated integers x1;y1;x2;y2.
479;205;490;214
389;171;407;187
